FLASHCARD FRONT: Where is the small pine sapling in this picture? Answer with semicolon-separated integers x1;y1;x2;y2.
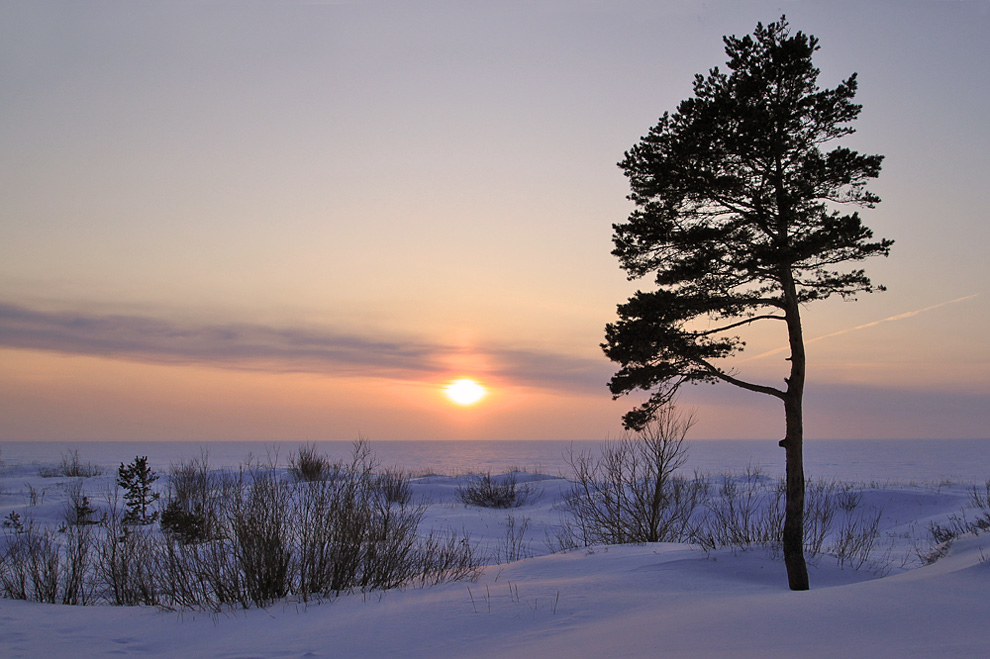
3;511;25;533
118;456;160;524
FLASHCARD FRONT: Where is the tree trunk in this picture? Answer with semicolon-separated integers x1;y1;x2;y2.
780;268;810;591
780;395;809;590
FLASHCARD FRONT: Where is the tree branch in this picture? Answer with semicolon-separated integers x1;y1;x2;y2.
696;358;786;399
695;314;786;336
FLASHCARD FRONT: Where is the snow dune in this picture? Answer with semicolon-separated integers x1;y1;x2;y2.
0;450;987;658
1;538;986;658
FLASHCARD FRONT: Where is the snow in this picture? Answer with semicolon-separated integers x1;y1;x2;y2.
1;445;988;658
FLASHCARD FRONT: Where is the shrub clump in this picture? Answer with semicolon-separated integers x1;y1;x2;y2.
38;450;103;478
922;480;990;564
159;452;224;544
63;480;101;528
558;405;703;546
1;441;481;611
288;443;332;482
553;404;891;573
458;471;535;509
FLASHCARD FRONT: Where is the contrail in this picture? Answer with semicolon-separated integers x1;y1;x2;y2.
740;294;980;362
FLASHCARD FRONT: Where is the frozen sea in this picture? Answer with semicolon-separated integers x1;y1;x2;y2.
2;438;988;485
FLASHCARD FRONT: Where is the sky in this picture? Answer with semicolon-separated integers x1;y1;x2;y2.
1;0;988;442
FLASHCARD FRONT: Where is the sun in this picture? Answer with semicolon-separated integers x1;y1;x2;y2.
444;378;487;406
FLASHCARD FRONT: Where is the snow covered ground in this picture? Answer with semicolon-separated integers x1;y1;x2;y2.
1;445;987;658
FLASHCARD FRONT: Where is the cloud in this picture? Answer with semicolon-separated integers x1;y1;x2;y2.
0;302;612;393
489;347;614;392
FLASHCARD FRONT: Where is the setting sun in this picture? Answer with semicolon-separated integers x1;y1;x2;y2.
444;378;487;406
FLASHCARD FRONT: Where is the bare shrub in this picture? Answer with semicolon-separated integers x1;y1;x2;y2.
695;473;837;553
63;480;100;527
294;476;354;597
158;526;245;611
694;467;781;551
361;458;429;590
25;483;43;506
921;480;990;564
156;468;261;610
20;526;60;603
458;471;536;509
830;508;885;571
694;471;891;571
223;440;438;604
293;440;476;596
544;517;581;554
359;496;423;591
157;536;220;610
803;479;839;556
295;443;375;596
24;483;46;506
967;480;990;531
94;486;158;606
415;531;482;586
836;483;863;512
288;443;332;482
0;440;486;611
61;524;95;605
561;405;704;546
229;469;293;607
39;450;103;478
160;452;224;544
375;468;412;506
0;518;33;599
0;514;96;604
295;440;427;596
494;514;532;564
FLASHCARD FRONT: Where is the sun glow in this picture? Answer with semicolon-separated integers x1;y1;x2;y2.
444;378;487;406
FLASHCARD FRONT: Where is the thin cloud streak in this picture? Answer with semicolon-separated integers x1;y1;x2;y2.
0;302;611;393
740;294;980;363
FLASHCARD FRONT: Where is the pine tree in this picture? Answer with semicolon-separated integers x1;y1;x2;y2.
118;456;160;525
604;17;892;590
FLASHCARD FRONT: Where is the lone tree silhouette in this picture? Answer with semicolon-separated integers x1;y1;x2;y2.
604;17;892;590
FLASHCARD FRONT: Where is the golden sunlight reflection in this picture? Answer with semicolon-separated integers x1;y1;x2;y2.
443;378;487;406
